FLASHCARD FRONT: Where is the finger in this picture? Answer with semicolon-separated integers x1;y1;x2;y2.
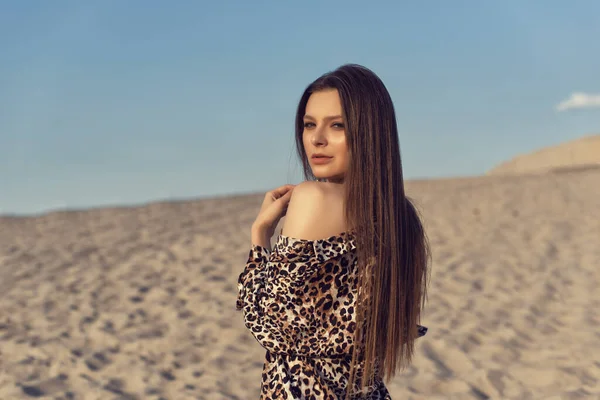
272;190;290;202
270;185;295;198
272;188;293;203
279;184;296;191
277;184;295;194
282;190;294;206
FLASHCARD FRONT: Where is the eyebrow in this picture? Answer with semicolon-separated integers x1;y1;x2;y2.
303;114;343;121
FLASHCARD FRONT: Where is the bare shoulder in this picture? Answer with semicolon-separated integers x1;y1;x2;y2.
291;180;327;198
281;181;347;240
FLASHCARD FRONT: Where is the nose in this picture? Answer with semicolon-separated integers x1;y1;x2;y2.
310;126;327;146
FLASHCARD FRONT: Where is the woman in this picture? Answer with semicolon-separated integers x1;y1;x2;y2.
236;64;430;399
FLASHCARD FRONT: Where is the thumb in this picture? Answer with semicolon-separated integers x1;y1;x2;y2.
280;188;294;205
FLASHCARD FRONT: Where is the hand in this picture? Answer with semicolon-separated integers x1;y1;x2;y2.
253;184;296;238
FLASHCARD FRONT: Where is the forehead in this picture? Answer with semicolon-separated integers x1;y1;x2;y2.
305;89;342;116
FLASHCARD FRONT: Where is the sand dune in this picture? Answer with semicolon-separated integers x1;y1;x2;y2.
488;134;600;176
1;168;599;399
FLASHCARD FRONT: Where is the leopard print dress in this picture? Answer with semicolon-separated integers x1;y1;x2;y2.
236;230;427;399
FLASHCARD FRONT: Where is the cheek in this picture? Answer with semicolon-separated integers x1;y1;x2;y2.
339;141;349;158
335;151;348;167
340;148;350;168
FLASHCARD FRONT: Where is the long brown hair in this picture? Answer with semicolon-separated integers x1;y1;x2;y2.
294;64;431;399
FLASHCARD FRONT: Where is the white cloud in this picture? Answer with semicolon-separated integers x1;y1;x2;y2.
556;92;600;111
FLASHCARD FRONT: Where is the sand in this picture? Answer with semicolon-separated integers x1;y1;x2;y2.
1;167;599;399
488;134;600;176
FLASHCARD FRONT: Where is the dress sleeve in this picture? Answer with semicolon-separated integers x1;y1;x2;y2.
235;244;271;311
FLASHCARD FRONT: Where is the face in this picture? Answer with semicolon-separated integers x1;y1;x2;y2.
303;89;349;185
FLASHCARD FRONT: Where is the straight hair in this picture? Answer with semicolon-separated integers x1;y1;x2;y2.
294;64;431;399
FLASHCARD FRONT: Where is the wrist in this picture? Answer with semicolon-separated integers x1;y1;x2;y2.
251;222;267;234
251;225;272;250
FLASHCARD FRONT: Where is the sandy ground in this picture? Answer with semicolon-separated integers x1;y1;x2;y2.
488;134;600;176
1;168;599;399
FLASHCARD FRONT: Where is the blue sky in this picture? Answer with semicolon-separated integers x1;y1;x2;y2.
1;1;599;215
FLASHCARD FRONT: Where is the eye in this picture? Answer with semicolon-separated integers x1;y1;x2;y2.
332;122;345;129
303;122;315;128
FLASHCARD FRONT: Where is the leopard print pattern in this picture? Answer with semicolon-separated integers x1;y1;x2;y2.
236;230;427;399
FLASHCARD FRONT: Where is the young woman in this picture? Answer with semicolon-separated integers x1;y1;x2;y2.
237;64;430;399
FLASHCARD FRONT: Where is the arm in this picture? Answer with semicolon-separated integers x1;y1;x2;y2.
236;237;271;311
251;223;272;251
237;181;326;313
